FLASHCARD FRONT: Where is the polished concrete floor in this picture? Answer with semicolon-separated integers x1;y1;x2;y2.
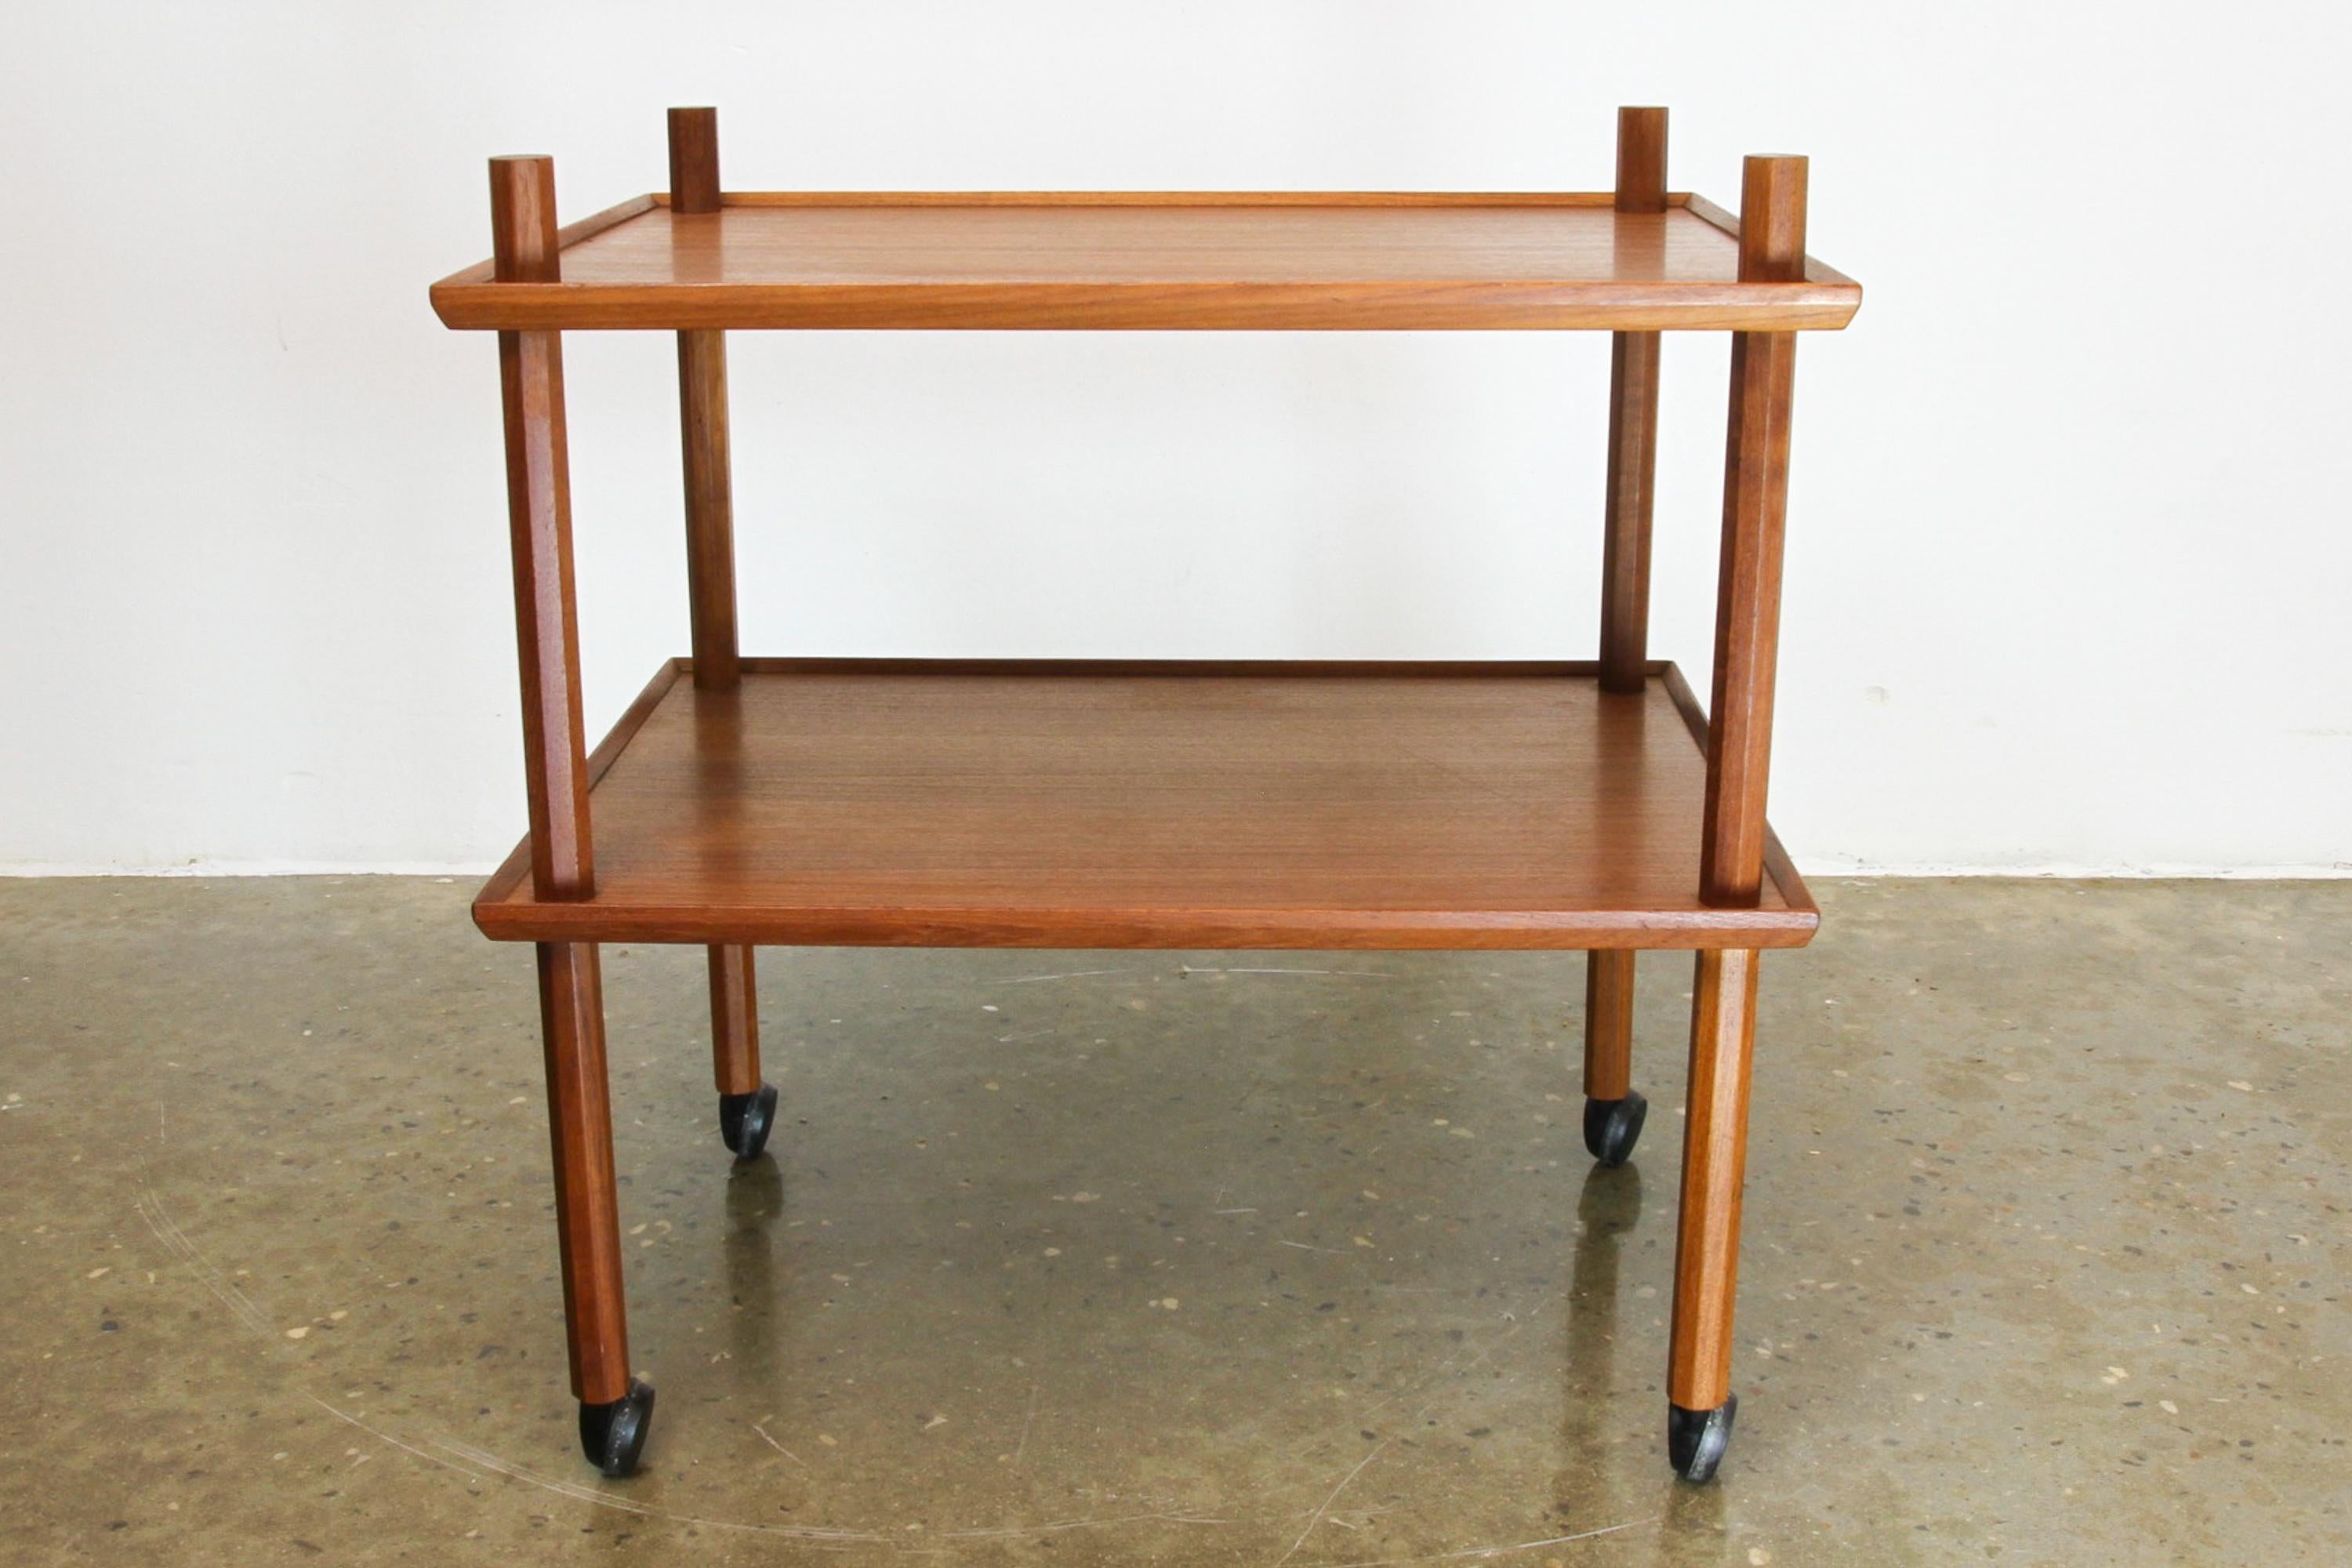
1;878;2345;1566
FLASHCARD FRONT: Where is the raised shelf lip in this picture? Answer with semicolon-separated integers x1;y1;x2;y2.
430;190;1861;332
471;657;1819;949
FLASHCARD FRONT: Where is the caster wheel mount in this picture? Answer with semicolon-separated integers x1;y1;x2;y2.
1583;1091;1648;1167
720;1083;779;1161
579;1378;655;1478
1668;1394;1737;1483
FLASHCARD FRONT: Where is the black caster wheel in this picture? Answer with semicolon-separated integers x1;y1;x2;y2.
720;1083;779;1161
579;1378;655;1478
1667;1394;1737;1483
1583;1091;1648;1167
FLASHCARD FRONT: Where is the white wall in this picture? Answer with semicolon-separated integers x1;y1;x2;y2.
5;2;2347;875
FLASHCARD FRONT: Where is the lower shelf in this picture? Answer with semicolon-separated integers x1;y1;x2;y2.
473;659;1816;949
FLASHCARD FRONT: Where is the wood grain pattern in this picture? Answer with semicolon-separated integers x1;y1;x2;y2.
1679;191;1858;290
434;193;661;288
666;107;720;215
1668;946;1760;1410
472;661;1817;949
1700;157;1806;908
1584;109;1672;1109
668;110;742;693
1614;108;1668;216
1599;108;1668;693
1658;663;1814;924
1598;331;1662;689
665;107;763;1100
1583;949;1637;1101
1734;157;1809;285
707;944;761;1098
699;191;1630;209
473;656;673;918
676;332;739;688
431;194;1861;332
492;155;594;900
536;939;630;1404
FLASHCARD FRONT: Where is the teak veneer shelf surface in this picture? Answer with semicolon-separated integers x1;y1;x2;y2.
430;191;1860;332
474;660;1817;949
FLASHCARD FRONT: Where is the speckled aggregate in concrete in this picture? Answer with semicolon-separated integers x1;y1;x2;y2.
0;878;2344;1566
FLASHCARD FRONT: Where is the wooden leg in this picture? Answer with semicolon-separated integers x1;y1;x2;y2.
1699;156;1806;908
1599;106;1665;694
709;942;778;1160
494;151;652;1479
1666;947;1760;1479
1582;111;1669;1171
1596;330;1661;693
1583;950;1635;1100
1662;158;1806;1484
666;113;775;1167
677;328;740;689
536;940;630;1406
708;945;761;1095
1581;950;1648;1165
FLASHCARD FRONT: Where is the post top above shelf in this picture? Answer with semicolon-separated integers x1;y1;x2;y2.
430;190;1860;332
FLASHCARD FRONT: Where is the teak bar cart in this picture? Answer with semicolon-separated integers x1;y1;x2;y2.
428;106;1860;1485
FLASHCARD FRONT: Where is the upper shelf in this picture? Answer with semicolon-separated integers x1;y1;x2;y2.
429;191;1861;332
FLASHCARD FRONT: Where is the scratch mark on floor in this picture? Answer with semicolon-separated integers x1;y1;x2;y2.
132;1132;1592;1558
1279;1240;1353;1254
1270;1435;1391;1566
308;1396;482;1486
432;1435;887;1544
989;969;1129;985
1346;1323;1523;1434
1182;965;1399;979
938;1505;1249;1541
1258;1324;1548;1563
430;1438;654;1518
1316;1514;1657;1566
1011;1381;1040;1463
750;1421;807;1466
136;1183;273;1338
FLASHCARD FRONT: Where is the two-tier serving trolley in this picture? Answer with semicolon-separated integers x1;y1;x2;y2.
428;105;1860;1482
